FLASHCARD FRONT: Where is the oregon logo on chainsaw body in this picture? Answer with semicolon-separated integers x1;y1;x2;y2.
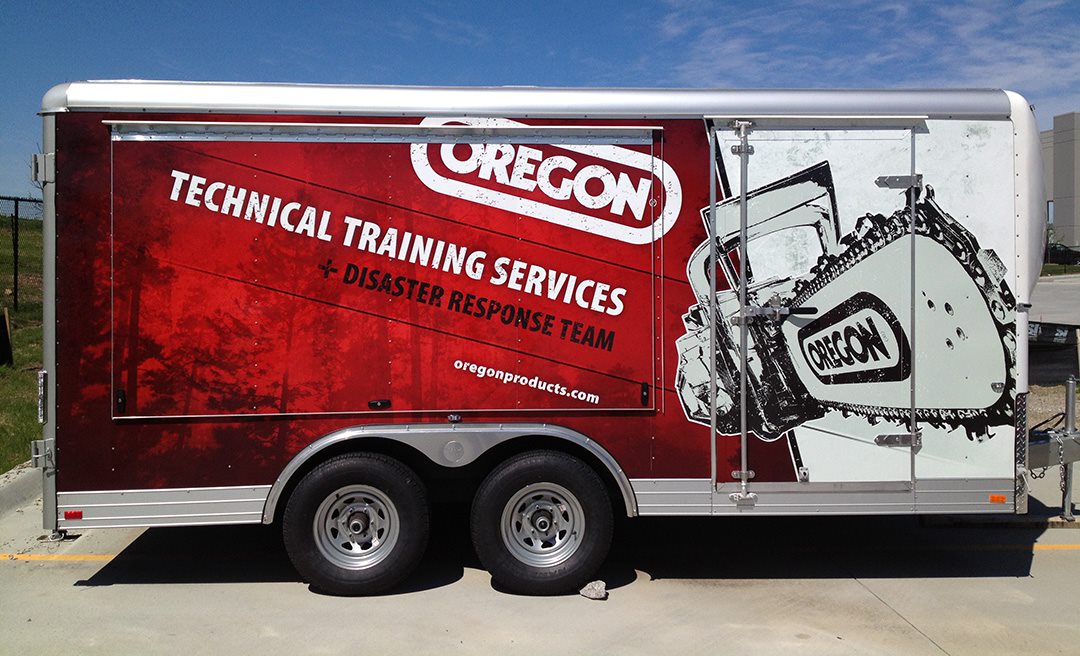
410;117;682;245
797;292;911;385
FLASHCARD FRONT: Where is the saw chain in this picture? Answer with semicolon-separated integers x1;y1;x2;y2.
787;187;1017;439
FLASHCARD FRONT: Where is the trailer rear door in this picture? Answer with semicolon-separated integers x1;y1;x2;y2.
706;118;923;509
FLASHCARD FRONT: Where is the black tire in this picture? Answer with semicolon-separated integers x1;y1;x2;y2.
282;453;429;595
470;450;613;595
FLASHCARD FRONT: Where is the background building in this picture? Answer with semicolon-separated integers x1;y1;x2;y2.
1041;113;1080;248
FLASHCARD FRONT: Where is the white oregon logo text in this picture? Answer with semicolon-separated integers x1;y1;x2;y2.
410;117;682;245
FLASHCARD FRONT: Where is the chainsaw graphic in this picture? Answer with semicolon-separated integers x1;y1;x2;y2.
675;161;1015;442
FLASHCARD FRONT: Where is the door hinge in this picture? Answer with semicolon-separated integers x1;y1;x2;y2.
875;431;922;448
32;153;55;184
874;174;922;190
31;438;53;469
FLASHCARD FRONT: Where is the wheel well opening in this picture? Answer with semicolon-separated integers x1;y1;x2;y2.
271;432;633;525
270;437;448;525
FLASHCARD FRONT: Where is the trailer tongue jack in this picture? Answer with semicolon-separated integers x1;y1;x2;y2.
1029;376;1080;521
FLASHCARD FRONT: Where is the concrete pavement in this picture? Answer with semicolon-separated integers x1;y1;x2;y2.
1031;273;1080;326
2;474;1080;655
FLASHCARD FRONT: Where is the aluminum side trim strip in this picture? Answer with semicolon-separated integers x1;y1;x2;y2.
630;478;1015;516
57;486;271;528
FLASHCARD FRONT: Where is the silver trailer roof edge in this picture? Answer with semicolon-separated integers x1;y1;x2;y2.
42;80;1016;120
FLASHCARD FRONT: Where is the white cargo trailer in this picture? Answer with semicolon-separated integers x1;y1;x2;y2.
31;81;1070;595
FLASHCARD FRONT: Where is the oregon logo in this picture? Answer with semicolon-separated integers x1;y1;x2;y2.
797;292;911;385
410;117;682;245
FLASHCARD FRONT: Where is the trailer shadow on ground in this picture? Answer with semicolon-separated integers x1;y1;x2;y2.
73;517;467;595
600;513;1043;588
75;502;1046;595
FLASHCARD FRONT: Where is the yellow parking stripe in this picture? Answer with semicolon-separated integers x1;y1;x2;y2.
2;553;115;562
959;543;1080;552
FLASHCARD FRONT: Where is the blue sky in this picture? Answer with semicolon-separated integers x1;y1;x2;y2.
2;0;1079;198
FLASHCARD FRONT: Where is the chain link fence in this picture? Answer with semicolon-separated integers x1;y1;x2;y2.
1;195;44;313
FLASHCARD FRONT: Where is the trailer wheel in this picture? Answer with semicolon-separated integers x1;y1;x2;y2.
471;450;613;595
282;453;429;595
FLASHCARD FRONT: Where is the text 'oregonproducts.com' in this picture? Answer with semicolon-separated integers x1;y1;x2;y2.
452;359;601;405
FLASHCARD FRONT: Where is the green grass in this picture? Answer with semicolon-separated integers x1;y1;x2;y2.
1041;263;1080;277
0;217;43;473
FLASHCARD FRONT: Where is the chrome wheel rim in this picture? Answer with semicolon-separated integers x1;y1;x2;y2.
500;482;584;568
313;484;399;570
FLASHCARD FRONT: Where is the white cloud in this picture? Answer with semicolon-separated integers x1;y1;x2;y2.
386;11;492;49
658;0;1080;127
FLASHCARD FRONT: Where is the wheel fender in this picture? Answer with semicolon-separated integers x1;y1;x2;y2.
262;422;637;523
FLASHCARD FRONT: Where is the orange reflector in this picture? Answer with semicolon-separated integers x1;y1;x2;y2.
989;494;1007;504
63;510;83;520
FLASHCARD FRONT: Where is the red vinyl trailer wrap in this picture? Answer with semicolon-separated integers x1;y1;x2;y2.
35;82;1046;595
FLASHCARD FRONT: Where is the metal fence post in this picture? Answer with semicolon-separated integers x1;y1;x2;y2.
12;199;19;313
1064;376;1077;521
